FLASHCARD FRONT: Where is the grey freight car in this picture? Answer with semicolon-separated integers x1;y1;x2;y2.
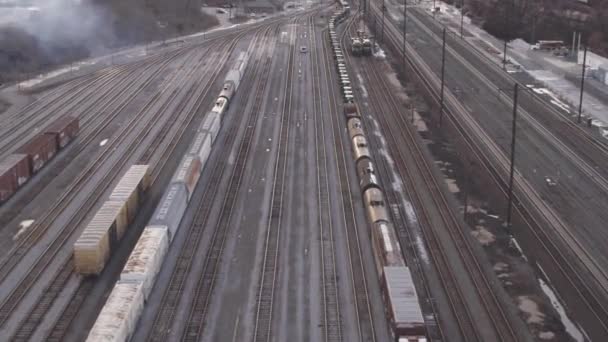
383;266;426;341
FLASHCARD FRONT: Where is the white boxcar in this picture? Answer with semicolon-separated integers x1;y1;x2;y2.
86;281;145;342
188;131;213;170
109;165;150;222
200;111;221;143
149;182;189;241
120;226;169;299
383;267;426;340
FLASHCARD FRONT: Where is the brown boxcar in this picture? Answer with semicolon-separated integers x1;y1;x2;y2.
0;154;31;202
18;134;57;173
44;116;79;149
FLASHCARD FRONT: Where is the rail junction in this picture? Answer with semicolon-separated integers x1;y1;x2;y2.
0;0;606;341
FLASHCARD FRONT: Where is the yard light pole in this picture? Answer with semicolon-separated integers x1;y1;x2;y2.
578;45;588;123
460;0;464;39
439;27;446;127
506;83;519;228
403;0;407;56
381;0;386;44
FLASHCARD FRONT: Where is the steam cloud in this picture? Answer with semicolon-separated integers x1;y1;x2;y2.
3;0;115;60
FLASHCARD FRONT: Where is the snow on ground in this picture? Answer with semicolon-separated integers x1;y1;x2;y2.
13;219;34;240
356;73;368;97
537;276;588;342
517;296;545;324
373;46;386;59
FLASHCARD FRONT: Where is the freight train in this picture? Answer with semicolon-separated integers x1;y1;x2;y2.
85;51;249;341
0;116;79;203
330;4;427;342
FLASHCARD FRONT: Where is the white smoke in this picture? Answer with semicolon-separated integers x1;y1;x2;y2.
2;0;115;57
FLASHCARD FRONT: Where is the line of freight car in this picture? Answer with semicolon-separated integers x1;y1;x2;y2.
86;51;250;342
73;165;151;275
329;9;428;340
0;116;79;203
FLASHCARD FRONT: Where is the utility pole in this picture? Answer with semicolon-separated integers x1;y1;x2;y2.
403;0;407;56
463;162;470;223
578;45;587;123
506;83;519;228
502;0;511;70
381;0;385;44
460;0;464;39
433;0;436;18
439;28;446;127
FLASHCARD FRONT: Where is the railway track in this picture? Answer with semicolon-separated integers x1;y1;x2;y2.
43;37;243;342
341;15;444;341
0;41;228;340
310;15;343;342
145;23;279;342
180;25;280;342
251;17;298;342
372;4;608;339
356;17;520;342
325;13;377;342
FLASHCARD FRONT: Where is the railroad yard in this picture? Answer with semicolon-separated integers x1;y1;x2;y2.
0;0;607;341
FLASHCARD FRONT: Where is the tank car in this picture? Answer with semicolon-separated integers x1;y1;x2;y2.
356;156;375;179
211;97;229;116
347;118;364;139
363;187;390;224
351;135;370;162
360;172;381;192
219;81;236;101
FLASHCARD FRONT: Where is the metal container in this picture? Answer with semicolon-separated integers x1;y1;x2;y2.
356;157;375;180
0;154;30;202
371;222;405;275
363;187;389;224
98;200;129;239
211;97;229;117
200;111;221;143
44;115;79;149
219;81;236;101
18;133;57;173
173;154;202;199
347;118;365;140
149;182;189;241
87;281;145;342
120;226;169;299
189;131;212;167
74;202;123;275
352;135;371;162
382;266;426;339
360;172;381;193
109;165;151;223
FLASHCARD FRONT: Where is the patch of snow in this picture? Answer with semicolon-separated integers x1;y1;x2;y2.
509;237;528;261
444;178;460;193
14;220;35;240
538;277;588;341
517;296;545;324
415;233;429;264
356;73;368;98
373;47;386;59
471;225;495;246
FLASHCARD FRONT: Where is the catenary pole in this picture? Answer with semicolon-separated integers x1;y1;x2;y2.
578;45;588;123
439;27;446;127
506;83;519;228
